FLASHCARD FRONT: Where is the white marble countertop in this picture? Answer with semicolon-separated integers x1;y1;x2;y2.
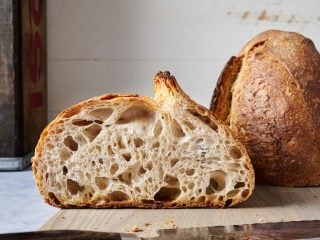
0;168;59;233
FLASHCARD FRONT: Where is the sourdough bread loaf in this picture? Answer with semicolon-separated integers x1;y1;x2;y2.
210;30;320;186
33;71;254;208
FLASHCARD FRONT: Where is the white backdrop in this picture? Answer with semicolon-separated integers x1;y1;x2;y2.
47;0;320;120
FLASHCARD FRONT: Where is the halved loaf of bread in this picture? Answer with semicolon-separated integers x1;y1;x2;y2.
32;71;254;208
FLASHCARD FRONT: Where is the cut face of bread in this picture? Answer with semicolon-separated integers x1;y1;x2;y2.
33;71;254;208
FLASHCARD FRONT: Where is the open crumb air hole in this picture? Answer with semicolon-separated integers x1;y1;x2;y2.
108;191;129;201
110;163;119;175
153;120;163;137
118;172;132;185
95;177;109;190
138;166;146;175
72;119;93;126
83;124;102;142
170;158;179;167
154;187;181;202
187;109;218;132
134;138;144;147
225;199;233;207
117;104;155;124
89;108;113;121
48;192;60;205
122;153;131;161
62;166;68;175
234;182;245;188
230;146;242;159
186;169;195;176
67;179;84;195
242;189;250;198
145;162;153;171
107;145;114;155
164;175;179;187
188;182;194;189
227;189;239;198
183;120;196;130
171;119;185;137
63;136;78;151
206;170;226;195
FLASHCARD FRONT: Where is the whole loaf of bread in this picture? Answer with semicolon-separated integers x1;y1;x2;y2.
210;30;320;186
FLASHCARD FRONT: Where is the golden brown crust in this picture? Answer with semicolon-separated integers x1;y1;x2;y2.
59;201;227;209
33;71;254;208
210;30;320;186
210;57;243;123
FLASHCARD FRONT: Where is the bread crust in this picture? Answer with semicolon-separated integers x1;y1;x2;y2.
33;71;254;208
210;30;320;186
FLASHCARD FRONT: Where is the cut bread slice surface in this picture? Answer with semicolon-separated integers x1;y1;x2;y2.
32;71;254;208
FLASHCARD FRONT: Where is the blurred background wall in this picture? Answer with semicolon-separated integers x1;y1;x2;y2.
47;0;320;120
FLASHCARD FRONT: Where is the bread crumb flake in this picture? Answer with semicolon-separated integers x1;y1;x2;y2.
131;226;144;232
164;218;177;228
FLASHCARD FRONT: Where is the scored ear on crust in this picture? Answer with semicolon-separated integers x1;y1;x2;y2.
32;71;254;208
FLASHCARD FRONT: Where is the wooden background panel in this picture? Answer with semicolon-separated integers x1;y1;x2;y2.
47;0;320;120
0;1;17;155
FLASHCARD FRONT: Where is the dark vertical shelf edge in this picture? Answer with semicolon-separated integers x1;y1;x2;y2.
13;0;24;156
0;0;18;157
